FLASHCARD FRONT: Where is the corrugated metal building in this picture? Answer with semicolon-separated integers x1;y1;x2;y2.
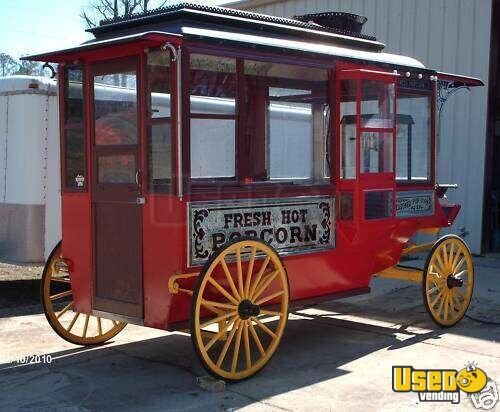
228;0;496;255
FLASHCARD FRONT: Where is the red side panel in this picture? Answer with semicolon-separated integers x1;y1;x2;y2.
142;195;185;329
61;193;92;314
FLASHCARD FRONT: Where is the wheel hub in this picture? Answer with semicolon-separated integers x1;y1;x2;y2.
238;299;260;320
446;275;463;289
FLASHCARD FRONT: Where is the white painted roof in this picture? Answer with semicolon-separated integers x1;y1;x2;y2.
0;76;56;94
182;26;427;70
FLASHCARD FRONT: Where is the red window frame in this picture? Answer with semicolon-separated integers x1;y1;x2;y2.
60;64;88;192
395;86;435;187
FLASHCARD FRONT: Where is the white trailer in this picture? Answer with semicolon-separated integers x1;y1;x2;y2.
0;76;61;262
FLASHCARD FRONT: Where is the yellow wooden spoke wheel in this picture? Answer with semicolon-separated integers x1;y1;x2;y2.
41;242;126;345
423;235;474;327
191;238;289;382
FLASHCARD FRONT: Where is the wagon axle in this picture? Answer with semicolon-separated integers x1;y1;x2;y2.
238;299;261;320
446;275;464;289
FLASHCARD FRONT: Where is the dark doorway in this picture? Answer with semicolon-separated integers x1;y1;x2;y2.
483;0;500;253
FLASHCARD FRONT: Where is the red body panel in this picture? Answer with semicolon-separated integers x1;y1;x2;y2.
56;38;454;331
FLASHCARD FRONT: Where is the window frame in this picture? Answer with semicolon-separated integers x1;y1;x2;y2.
61;64;87;192
183;45;334;194
395;87;435;186
144;48;175;194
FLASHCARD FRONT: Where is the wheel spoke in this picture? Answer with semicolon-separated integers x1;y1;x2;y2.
442;245;450;269
447;243;455;269
82;314;90;338
429;288;444;309
260;309;283;317
454;269;467;279
50;290;72;301
450;248;462;271
252;269;279;301
244;246;257;298
249;256;270;298
217;319;240;367
248;321;265;356
453;257;465;275
435;252;447;275
436;291;447;319
255;290;284;306
220;258;241;302
243;322;251;369
220;257;241;300
443;293;450;321
51;277;71;284
205;317;235;352
231;322;244;373
201;299;237;312
200;311;237;329
67;312;79;333
253;317;277;339
236;247;244;298
97;317;103;336
56;301;74;319
208;277;239;306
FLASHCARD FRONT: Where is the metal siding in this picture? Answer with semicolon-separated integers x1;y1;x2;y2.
235;0;492;253
0;96;6;202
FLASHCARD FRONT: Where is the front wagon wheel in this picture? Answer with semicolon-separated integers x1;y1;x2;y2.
191;238;289;382
41;242;126;345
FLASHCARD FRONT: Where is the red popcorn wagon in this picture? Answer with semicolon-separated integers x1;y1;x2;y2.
27;4;483;381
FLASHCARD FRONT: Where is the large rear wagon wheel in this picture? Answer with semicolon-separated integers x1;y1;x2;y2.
191;238;289;382
41;242;126;345
423;235;474;327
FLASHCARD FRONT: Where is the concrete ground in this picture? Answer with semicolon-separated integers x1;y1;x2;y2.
0;256;499;411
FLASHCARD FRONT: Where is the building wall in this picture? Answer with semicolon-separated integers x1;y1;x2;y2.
232;0;492;254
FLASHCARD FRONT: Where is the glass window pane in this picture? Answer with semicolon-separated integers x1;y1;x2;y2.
190;54;236;115
98;154;136;183
148;124;171;188
396;93;431;182
340;80;357;179
361;80;394;128
365;190;393;219
244;60;328;81
190;119;235;178
396;122;410;180
268;87;313;180
64;67;86;189
94;71;137;145
360;132;393;173
244;60;329;184
148;50;171;119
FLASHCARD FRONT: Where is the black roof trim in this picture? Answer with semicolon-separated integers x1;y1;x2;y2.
89;2;377;42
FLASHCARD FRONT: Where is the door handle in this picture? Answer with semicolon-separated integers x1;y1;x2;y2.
135;170;142;187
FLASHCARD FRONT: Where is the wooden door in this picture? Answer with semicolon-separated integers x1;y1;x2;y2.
90;57;143;319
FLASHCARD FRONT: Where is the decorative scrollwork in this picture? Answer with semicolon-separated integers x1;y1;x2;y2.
318;202;331;245
437;80;470;116
192;209;209;259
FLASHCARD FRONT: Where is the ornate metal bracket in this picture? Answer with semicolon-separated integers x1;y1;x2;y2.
42;62;57;79
437;79;470;116
161;42;179;61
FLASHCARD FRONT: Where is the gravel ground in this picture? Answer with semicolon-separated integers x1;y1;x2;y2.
0;261;44;317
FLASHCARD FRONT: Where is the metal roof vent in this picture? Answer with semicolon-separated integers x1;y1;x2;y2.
293;12;368;35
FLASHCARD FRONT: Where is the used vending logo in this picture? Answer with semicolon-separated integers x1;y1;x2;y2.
392;363;499;409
